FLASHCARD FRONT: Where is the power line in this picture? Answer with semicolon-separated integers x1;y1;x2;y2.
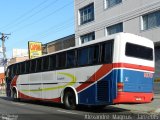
37;21;74;40
39;23;74;42
3;0;59;31
26;17;74;40
0;0;49;31
11;1;73;33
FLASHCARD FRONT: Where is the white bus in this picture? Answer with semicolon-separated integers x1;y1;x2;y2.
6;33;155;110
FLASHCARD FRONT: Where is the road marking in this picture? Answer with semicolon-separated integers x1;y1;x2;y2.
11;102;26;106
57;110;79;115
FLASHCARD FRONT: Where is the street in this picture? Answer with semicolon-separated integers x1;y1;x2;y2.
0;94;159;120
0;0;160;120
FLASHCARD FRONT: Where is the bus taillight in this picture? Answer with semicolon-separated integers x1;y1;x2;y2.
117;83;124;92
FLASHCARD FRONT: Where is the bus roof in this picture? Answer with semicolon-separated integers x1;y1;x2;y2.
8;32;153;66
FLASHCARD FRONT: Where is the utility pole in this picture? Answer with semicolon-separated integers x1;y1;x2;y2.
0;33;11;72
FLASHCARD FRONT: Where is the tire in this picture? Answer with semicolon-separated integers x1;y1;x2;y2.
63;91;76;110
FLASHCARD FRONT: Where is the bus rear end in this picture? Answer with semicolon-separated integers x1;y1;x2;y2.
113;33;154;104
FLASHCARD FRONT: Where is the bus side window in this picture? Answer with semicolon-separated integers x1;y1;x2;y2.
8;68;10;78
11;64;16;76
88;45;100;64
57;52;66;68
36;58;42;72
42;57;49;71
49;55;56;70
25;61;30;74
20;62;25;74
66;50;76;68
6;68;9;78
78;47;88;66
11;66;14;79
30;60;36;73
10;66;14;78
15;64;20;75
101;41;113;63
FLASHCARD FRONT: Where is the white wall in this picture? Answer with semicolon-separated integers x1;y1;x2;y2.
75;0;160;44
0;67;4;73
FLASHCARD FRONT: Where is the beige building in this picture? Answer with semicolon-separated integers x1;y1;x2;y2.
42;34;75;54
8;56;29;65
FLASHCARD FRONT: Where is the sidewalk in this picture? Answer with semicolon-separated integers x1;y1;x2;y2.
0;90;6;97
113;94;160;113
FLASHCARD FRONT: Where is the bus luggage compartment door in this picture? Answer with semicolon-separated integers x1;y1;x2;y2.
96;72;117;104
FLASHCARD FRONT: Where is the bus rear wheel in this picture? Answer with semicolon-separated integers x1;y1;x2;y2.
63;90;76;110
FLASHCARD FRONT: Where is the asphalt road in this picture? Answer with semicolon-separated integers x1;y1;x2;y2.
0;97;159;120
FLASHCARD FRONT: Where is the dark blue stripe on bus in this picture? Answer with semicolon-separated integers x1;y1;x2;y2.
77;69;153;105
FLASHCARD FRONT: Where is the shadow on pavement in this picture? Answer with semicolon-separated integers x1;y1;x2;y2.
0;96;130;113
76;105;130;113
0;96;12;101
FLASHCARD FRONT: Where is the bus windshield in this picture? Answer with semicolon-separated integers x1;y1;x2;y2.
125;42;153;61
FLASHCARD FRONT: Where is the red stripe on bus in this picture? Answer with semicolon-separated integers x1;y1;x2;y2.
76;63;154;93
18;91;61;102
10;63;154;100
11;76;18;87
113;92;154;103
113;63;154;72
76;64;113;92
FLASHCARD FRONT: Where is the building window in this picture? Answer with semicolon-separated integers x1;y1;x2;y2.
79;3;94;25
107;23;123;35
142;11;160;30
105;0;122;8
80;32;95;44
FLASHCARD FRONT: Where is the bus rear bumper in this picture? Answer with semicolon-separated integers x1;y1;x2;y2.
113;92;154;104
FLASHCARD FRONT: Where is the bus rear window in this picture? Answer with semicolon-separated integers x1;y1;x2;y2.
125;43;153;61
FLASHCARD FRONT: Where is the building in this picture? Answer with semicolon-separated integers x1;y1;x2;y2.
42;34;75;54
75;0;160;44
8;34;75;65
12;49;28;58
74;0;160;77
0;67;5;87
8;56;29;65
8;48;29;65
0;73;5;85
0;67;4;86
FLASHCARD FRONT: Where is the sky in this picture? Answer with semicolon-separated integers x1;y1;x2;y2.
0;0;74;59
